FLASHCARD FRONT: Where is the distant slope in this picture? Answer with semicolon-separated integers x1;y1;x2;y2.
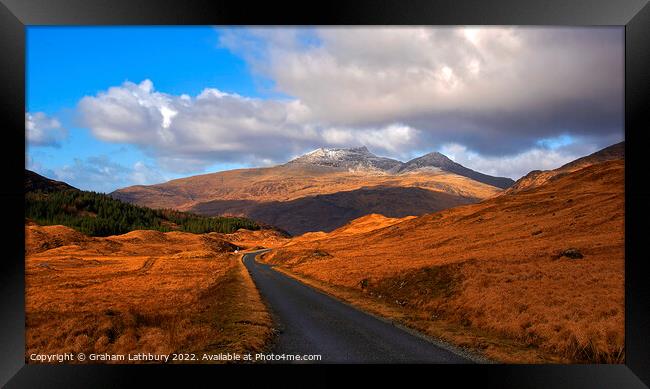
505;141;624;194
190;186;478;235
398;152;515;189
25;169;77;192
25;171;260;237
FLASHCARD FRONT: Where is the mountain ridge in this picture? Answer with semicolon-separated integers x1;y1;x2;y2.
111;146;504;234
286;146;514;188
397;151;514;189
111;143;623;235
111;146;505;209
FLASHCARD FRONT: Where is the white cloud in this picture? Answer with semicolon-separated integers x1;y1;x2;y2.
77;79;424;170
130;161;167;185
26;112;68;147
220;27;624;155
72;27;623;180
321;124;419;156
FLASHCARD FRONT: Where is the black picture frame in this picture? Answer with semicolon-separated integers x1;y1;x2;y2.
1;0;649;387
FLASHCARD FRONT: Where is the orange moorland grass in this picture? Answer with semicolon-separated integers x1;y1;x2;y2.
262;160;625;363
224;228;290;249
25;225;275;363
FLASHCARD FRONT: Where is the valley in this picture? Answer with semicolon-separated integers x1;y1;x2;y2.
25;142;625;364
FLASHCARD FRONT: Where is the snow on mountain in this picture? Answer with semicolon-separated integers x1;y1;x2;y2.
287;146;402;172
287;146;515;188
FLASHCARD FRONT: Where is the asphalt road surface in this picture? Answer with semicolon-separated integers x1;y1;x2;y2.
243;251;471;363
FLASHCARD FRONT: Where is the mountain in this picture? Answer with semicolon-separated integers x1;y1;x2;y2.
287;146;402;172
25;169;78;193
112;147;507;234
287;146;515;188
263;153;624;363
398;152;515;189
505;141;624;194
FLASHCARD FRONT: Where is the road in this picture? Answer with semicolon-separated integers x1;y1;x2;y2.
242;251;471;363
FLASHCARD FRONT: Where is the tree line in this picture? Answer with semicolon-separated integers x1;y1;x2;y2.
25;189;260;236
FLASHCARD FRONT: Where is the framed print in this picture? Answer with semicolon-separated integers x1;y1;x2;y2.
1;0;649;387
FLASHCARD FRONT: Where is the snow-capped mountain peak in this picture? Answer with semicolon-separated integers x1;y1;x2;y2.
287;146;515;188
288;146;402;172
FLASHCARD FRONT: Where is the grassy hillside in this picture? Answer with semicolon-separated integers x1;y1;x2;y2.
26;189;260;237
263;159;624;363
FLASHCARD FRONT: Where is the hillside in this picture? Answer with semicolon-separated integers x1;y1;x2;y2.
284;213;416;247
263;154;624;363
505;141;624;194
25;170;260;237
112;147;507;234
25;169;78;192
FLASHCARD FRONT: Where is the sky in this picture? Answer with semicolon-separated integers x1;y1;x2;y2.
26;26;624;193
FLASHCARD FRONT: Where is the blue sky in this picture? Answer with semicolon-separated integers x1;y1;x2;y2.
27;26;267;191
28;26;264;110
26;26;624;192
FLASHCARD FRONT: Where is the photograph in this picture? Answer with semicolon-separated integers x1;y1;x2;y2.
24;25;626;365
